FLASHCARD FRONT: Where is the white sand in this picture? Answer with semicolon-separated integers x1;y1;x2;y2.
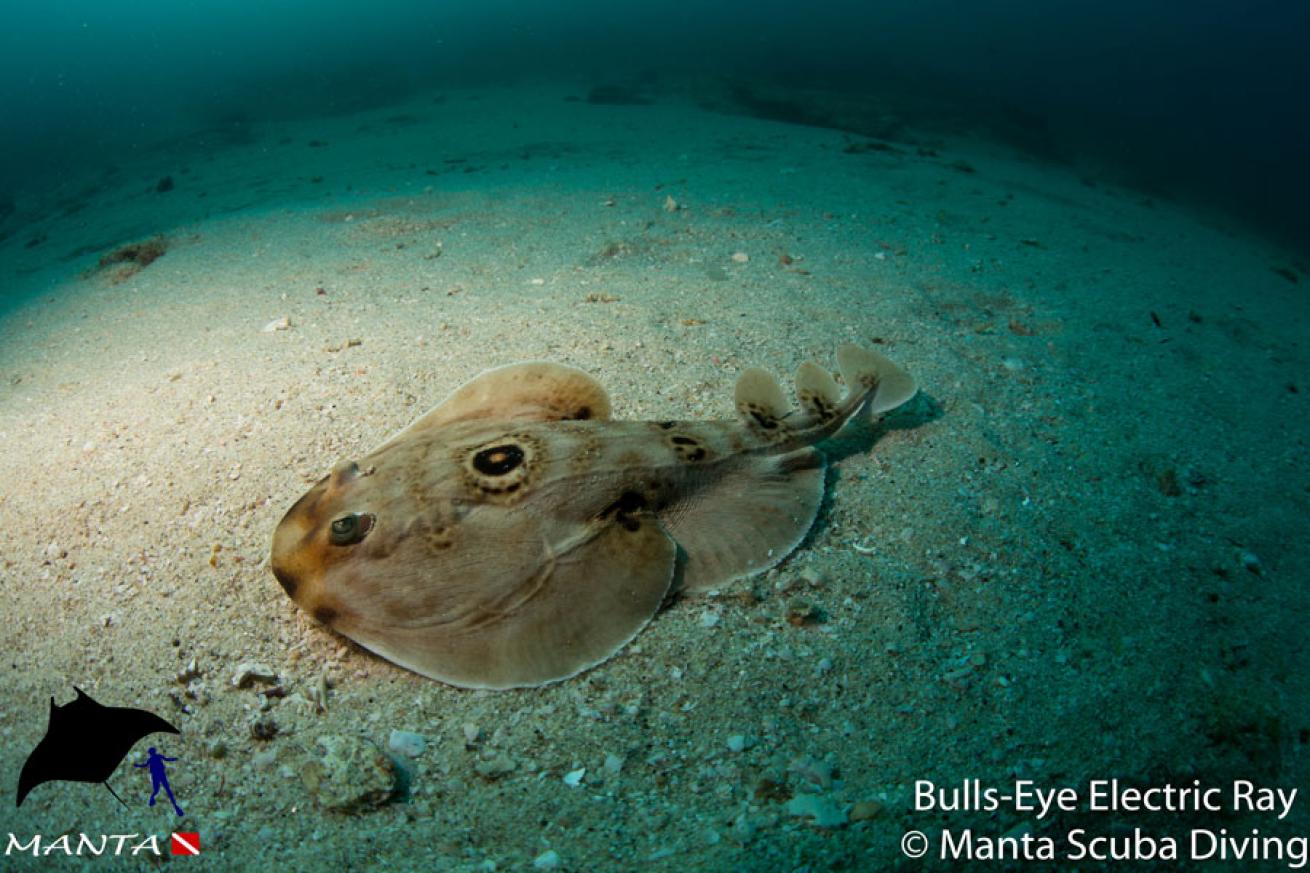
1;81;1306;868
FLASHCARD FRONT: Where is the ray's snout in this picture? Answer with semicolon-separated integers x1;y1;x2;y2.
271;460;368;595
271;458;375;632
270;475;330;602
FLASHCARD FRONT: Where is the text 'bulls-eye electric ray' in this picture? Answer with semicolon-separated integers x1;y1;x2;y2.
270;344;917;689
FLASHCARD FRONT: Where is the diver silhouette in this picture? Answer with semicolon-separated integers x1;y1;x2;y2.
133;747;183;816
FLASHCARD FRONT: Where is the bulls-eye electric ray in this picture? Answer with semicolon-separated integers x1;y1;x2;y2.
270;344;916;689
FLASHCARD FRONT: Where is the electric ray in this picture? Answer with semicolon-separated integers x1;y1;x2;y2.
270;344;916;689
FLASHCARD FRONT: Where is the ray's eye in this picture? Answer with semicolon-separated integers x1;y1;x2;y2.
329;512;374;546
473;444;524;476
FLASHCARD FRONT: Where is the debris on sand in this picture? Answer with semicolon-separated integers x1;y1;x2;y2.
99;237;168;269
249;717;279;741
97;236;169;283
232;662;279;688
306;734;400;813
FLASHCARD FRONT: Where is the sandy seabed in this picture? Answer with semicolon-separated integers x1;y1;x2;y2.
1;82;1307;870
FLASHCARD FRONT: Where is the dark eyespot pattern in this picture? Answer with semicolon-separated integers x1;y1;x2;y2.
799;391;837;421
666;432;709;463
460;433;543;502
739;404;788;441
329;512;374;546
602;490;648;532
473;444;525;476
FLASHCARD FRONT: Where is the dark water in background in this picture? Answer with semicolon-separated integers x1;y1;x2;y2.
2;0;1308;250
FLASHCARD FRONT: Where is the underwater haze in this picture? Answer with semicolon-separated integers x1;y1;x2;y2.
3;0;1310;247
2;1;1308;871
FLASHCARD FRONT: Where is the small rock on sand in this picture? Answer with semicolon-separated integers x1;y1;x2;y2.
785;793;848;828
388;729;426;758
231;662;278;688
312;734;398;813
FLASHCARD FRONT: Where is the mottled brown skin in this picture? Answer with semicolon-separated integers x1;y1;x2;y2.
274;418;768;633
270;347;917;689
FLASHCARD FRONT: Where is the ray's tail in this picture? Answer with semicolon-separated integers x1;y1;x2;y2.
733;343;917;450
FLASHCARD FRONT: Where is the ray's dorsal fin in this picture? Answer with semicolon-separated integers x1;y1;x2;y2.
376;361;611;449
794;361;842;420
729;344;917;455
734;367;789;428
835;344;917;415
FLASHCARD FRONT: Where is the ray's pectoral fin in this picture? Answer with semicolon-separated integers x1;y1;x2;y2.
355;515;678;690
663;447;827;593
376;362;612;450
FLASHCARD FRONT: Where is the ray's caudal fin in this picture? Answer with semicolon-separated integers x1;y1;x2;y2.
663;343;916;594
733;343;917;451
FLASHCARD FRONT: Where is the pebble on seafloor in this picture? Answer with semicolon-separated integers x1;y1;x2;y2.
175;658;200;684
533;849;561;870
474;753;518;780
785;600;826;627
307;734;399;813
231;662;279;688
262;316;291;333
798;567;826;588
726;734;754;753
249;718;279;741
788;754;835;790
849;800;884;821
731;812;760;843
388;729;426;758
785;794;848;828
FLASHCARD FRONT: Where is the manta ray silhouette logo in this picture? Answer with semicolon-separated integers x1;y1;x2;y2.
15;687;180;810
